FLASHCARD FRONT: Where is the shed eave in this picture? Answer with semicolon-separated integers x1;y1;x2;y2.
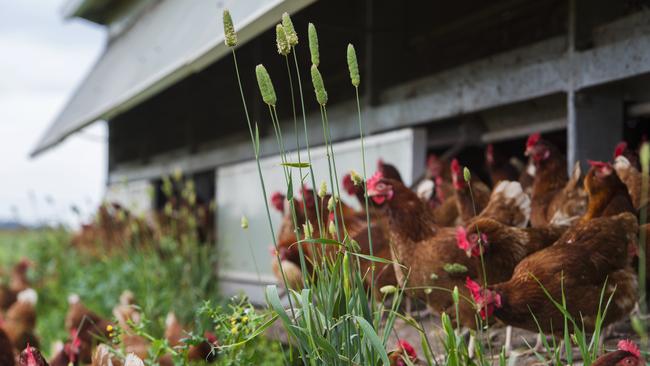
31;0;315;158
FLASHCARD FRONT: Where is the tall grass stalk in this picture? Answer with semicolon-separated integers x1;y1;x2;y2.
251;16;401;365
222;12;302;350
257;64;312;289
278;25;316;286
347;44;377;311
463;167;493;358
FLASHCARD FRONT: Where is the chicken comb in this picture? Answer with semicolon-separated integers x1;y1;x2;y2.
270;192;285;213
397;339;417;360
427;154;440;173
587;160;612;170
486;144;494;159
450;158;461;174
366;170;384;191
268;245;277;256
70;329;81;347
465;277;483;302
456;227;470;252
614;141;627;158
204;331;219;345
342;174;355;195
617;339;640;358
17;258;33;270
377;158;385;170
67;330;81;363
26;344;37;366
526;133;541;148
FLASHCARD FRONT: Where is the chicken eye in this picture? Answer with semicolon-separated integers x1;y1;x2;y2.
468;234;478;242
376;183;386;190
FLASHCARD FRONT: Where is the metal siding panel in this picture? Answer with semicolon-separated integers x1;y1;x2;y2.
31;0;314;156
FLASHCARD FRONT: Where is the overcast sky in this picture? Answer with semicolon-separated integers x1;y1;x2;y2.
0;0;105;226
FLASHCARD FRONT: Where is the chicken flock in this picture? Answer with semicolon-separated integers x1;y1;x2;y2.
0;260;217;365
1;133;647;365
270;134;649;364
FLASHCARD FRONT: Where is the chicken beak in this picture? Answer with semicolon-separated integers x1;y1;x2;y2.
366;188;379;197
524;147;532;157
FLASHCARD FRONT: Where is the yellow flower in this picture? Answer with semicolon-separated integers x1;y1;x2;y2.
231;325;239;334
106;325;114;332
241;316;249;323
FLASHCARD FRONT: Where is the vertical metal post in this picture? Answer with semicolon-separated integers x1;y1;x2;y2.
567;0;623;172
567;0;578;175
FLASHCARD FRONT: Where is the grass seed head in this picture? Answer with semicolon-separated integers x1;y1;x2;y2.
463;167;471;183
347;44;360;87
318;180;327;199
240;216;249;229
282;12;298;46
380;285;397;295
350;170;363;186
275;24;290;56
308;23;319;66
328;220;336;237
222;10;237;47
452;286;460;305
327;196;335;212
255;64;277;106
443;263;468;274
303;220;313;239
311;65;328;106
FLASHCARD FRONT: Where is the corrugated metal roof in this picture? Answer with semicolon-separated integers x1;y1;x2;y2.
31;0;314;157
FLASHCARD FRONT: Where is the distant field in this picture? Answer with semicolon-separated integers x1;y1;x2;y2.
0;228;221;358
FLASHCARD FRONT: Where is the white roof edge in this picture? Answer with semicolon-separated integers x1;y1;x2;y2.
32;0;315;158
61;0;86;19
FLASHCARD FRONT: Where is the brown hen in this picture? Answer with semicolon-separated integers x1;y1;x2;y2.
468;212;638;335
450;159;491;224
613;143;646;211
526;133;586;227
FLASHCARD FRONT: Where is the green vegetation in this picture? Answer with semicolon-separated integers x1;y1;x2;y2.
0;228;213;354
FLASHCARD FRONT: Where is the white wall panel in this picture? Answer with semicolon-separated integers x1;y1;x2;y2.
215;128;425;303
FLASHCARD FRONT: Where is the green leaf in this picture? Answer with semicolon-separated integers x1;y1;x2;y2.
286;174;294;201
281;162;311;168
265;285;294;336
354;316;389;366
348;252;403;267
313;333;338;360
295;238;345;247
420;331;435;366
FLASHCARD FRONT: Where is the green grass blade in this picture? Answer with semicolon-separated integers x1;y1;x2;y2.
355;316;389;365
281;162;311;168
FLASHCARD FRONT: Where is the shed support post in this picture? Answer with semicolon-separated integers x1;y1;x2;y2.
568;91;623;171
566;0;624;172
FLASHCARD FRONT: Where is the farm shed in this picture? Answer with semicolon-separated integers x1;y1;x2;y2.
33;0;650;303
